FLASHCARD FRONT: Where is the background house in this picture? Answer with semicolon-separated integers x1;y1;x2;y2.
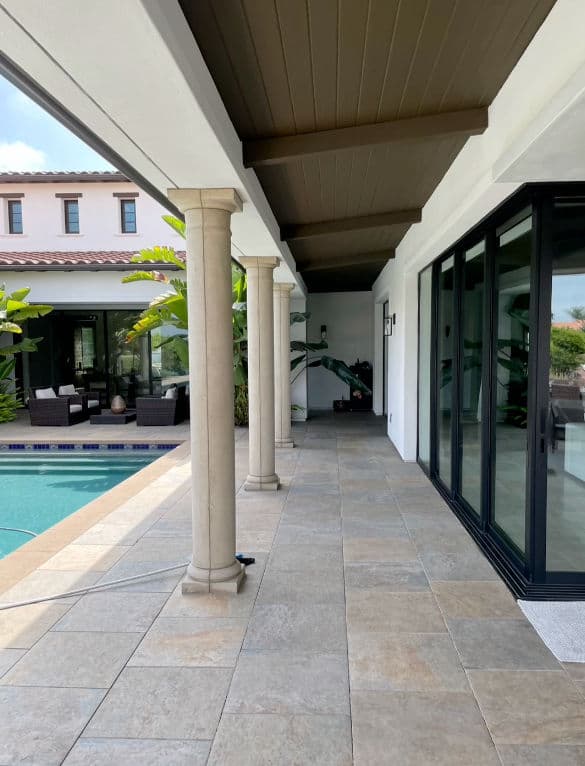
0;171;190;404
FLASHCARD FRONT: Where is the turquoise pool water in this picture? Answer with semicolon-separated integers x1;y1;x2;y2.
0;447;172;559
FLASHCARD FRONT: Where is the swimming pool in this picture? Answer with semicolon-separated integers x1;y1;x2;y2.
0;445;176;558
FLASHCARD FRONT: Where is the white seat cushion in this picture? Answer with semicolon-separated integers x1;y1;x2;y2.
164;387;178;400
36;387;56;399
88;399;100;408
69;404;82;414
58;384;76;396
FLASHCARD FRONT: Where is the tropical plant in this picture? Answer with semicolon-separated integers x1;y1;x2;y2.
0;285;52;423
122;215;250;423
550;325;585;375
123;215;372;425
289;313;371;396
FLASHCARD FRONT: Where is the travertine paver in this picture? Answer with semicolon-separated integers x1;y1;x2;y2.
0;413;584;764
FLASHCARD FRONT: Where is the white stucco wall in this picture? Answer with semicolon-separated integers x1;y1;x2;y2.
373;0;585;461
0;180;183;251
307;292;373;411
0;270;165;307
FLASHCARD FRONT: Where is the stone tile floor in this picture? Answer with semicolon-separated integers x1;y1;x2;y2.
1;413;585;764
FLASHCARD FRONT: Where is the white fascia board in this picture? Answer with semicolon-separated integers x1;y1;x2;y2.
0;0;306;296
494;61;585;183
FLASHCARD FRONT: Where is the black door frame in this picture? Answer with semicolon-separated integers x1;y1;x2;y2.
382;300;389;417
418;182;585;599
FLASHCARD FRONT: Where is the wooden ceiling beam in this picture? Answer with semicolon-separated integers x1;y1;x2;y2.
300;251;394;272
244;108;488;168
282;209;421;241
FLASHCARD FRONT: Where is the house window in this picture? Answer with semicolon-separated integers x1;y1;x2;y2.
64;199;80;234
7;200;23;234
120;199;137;233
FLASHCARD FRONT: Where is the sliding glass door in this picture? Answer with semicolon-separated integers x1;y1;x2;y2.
418;268;432;471
417;185;585;596
545;198;585;574
436;257;454;489
492;212;533;556
459;241;485;517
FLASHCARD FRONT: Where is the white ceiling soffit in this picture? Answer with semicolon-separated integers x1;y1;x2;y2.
0;0;305;294
495;60;585;183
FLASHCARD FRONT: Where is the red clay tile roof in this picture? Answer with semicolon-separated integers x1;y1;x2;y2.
0;171;129;183
552;321;585;330
0;250;186;270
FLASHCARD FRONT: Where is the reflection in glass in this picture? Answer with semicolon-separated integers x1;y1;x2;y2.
546;199;585;571
150;325;189;397
460;242;485;515
437;256;454;489
107;310;150;405
493;214;532;554
418;267;432;469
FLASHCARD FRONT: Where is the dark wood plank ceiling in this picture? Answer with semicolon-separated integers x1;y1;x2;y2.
179;0;556;292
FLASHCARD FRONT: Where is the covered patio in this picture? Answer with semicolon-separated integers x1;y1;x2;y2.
3;2;585;763
1;414;584;765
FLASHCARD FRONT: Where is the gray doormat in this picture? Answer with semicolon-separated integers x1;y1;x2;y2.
519;600;585;663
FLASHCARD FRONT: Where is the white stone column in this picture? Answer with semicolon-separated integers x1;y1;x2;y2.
168;188;245;593
240;256;280;490
274;283;295;448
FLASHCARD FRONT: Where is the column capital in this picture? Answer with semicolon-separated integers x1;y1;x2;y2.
273;282;295;294
167;188;243;214
239;256;280;271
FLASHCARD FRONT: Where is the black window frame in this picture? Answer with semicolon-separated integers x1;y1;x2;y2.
63;198;80;234
7;199;23;234
416;182;585;600
120;198;137;234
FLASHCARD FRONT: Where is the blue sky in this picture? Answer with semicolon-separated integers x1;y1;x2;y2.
0;75;114;171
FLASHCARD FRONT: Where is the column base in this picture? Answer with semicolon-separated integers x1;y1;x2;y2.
181;560;246;594
244;473;280;491
275;439;295;449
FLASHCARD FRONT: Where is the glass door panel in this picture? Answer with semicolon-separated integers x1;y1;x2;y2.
437;256;454;489
492;213;532;555
459;241;485;515
546;200;585;572
106;310;150;406
418;269;432;470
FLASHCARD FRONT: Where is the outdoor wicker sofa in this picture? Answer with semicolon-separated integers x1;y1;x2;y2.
28;385;102;426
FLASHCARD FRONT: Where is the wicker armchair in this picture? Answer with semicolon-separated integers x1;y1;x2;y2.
136;387;186;426
29;387;89;426
58;384;101;415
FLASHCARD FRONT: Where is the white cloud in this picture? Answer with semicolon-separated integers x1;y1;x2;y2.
0;141;46;171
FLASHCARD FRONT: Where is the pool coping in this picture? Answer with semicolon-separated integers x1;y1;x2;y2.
0;442;180;451
0;441;191;595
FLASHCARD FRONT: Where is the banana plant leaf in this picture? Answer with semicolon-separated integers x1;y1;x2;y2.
130;246;185;269
290;311;310;324
0;336;43;356
122;270;170;284
291;354;306;371
321;356;372;394
5;287;30;302
0;321;22;334
291;340;328;352
0;357;16;381
162;215;186;239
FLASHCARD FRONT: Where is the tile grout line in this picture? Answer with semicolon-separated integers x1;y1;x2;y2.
54;482;198;765
391;476;506;766
203;428;300;765
338;425;357;766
